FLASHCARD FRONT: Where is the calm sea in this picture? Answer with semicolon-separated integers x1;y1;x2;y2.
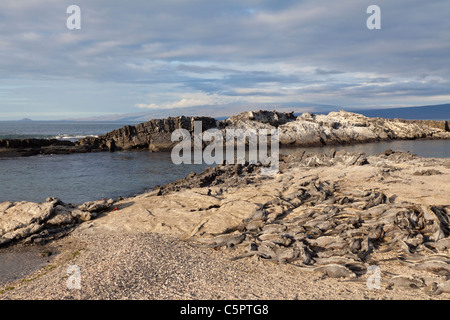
0;121;136;141
1;121;449;204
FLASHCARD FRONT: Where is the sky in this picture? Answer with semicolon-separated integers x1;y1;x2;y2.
0;0;449;120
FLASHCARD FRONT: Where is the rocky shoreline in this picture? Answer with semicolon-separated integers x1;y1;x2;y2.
1;110;449;156
1;148;449;299
0;138;78;157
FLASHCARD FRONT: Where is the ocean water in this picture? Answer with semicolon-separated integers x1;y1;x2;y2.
0;121;449;204
0;121;137;141
0;151;209;204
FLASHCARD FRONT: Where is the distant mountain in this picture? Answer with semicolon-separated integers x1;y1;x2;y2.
347;104;450;120
18;118;33;121
63;102;340;122
62;103;450;122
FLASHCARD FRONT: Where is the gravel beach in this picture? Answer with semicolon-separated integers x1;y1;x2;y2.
1;232;448;300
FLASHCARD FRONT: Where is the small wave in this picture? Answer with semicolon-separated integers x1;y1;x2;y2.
52;134;99;141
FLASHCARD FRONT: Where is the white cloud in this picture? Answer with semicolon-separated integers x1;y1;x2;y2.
135;92;243;110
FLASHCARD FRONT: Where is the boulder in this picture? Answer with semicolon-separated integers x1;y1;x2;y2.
0;197;115;247
76;116;218;152
78;199;114;213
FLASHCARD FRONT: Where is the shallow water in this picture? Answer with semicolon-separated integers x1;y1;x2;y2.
279;139;450;159
0;245;52;286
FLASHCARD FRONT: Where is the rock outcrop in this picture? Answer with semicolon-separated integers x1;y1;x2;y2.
0;198;114;247
223;110;450;147
91;110;450;151
76;116;218;152
0;139;77;157
400;119;449;132
1;110;449;157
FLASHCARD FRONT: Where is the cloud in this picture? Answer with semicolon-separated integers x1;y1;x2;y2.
315;69;345;75
0;0;449;119
135;92;243;110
